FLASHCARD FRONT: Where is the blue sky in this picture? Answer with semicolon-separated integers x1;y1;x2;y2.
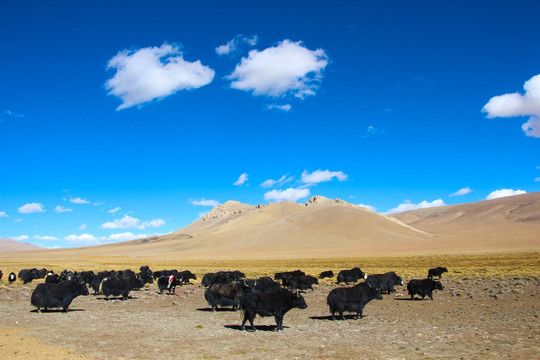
1;1;539;248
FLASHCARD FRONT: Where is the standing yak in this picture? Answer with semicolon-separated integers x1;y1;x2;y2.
336;267;366;285
240;288;308;331
365;272;403;294
31;280;89;312
327;282;383;320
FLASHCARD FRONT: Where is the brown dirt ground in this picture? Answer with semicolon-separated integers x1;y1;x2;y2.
0;276;538;359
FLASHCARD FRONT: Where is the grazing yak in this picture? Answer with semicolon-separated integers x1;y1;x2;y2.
157;275;183;294
407;279;444;300
8;272;16;283
240;288;308;331
428;267;448;279
274;270;305;286
336;267;366;285
31;280;89;312
204;280;251;311
177;270;196;285
288;275;319;291
101;275;144;300
202;270;245;287
327;282;383;320
253;276;280;292
319;271;334;279
365;272;403;294
45;273;61;284
18;268;40;284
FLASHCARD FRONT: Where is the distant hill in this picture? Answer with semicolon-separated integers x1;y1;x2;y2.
390;192;540;252
0;238;43;252
0;193;538;260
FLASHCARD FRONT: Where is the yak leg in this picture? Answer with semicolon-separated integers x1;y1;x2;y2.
274;314;283;331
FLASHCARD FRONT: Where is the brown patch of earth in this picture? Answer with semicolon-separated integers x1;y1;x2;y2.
0;278;538;359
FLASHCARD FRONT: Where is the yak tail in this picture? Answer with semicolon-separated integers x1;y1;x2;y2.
98;277;107;295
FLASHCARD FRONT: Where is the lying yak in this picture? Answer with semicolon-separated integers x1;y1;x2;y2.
327;282;382;320
240;288;307;331
31;280;89;312
407;278;444;300
365;272;403;294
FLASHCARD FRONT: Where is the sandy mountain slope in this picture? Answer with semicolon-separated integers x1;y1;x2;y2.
0;238;43;252
390;192;540;252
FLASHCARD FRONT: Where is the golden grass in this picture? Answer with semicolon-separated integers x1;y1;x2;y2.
1;252;538;285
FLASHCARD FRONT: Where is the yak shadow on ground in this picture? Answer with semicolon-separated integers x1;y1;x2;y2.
394;297;431;301
196;307;239;312
30;308;85;313
310;314;366;321
224;324;288;332
96;296;138;301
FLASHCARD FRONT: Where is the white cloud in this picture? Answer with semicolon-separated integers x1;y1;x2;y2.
361;125;385;138
216;35;258;56
55;205;72;213
18;203;45;214
227;39;328;99
101;215;140;229
266;104;292;112
69;197;90;205
79;223;87;230
65;232;148;246
301;169;348;184
260;174;294;188
264;187;311;202
233;173;249;186
108;207;121;214
0;211;7;218
535;177;540;182
482;73;540;138
106;43;215;110
386;199;446;214
190;199;220;207
33;235;59;241
0;110;24;122
100;215;164;230
358;204;377;212
137;219;165;230
450;187;473;197
11;235;29;241
486;188;526;200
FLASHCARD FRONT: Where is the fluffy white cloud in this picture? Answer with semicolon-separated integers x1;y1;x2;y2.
266;104;292;112
233;173;249;186
216;35;258;56
450;187;473;197
106;43;215;110
227;39;328;99
69;197;90;205
108;207;121;214
33;235;59;241
301;169;348;184
535;177;540;182
55;205;72;213
101;215;165;230
486;188;526;200
18;203;45;214
482;74;540;138
386;199;445;214
190;199;220;207
101;215;140;229
11;235;29;241
137;219;165;230
260;174;294;188
358;204;377;212
264;187;310;202
65;232;148;245
0;211;7;217
79;223;87;230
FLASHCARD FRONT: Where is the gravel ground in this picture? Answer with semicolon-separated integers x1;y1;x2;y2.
0;277;538;359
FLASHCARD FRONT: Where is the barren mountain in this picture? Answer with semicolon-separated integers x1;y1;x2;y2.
0;238;43;252
0;193;538;260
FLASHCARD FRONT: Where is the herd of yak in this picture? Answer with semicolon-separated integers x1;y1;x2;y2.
0;266;447;331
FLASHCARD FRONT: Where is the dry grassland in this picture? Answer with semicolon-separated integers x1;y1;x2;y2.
1;252;538;284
